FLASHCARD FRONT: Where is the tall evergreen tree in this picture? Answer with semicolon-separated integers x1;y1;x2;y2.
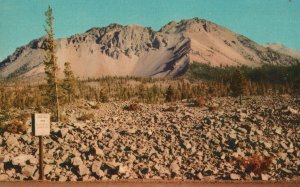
62;62;77;103
230;69;247;104
43;6;60;121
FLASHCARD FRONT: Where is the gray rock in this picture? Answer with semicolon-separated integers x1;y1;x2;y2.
197;172;203;179
12;155;35;167
6;136;19;148
5;170;14;178
280;142;289;150
119;164;129;174
78;164;90;176
105;162;120;169
59;175;68;182
0;174;9;181
60;128;69;138
91;161;102;173
261;174;270;181
239;113;248;121
170;161;180;175
22;165;36;177
230;173;240;180
96;169;105;177
183;141;192;149
278;152;287;160
264;142;272;149
72;157;83;166
275;128;282;135
281;168;292;174
44;165;53;175
95;147;105;157
128;128;137;134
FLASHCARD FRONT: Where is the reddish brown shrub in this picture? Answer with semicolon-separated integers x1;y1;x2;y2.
5;119;27;134
123;103;140;111
195;96;206;107
237;154;273;174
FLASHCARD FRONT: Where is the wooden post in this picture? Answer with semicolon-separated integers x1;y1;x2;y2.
32;113;50;181
39;136;44;180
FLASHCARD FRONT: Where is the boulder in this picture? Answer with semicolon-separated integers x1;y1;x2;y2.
91;161;102;173
12;155;35;167
119;164;129;174
60;128;69;138
230;173;240;180
72;157;83;166
0;174;9;181
22;165;36;177
59;175;68;182
44;165;53;175
261;174;270;181
6;136;19;148
78;164;90;176
170;161;180;175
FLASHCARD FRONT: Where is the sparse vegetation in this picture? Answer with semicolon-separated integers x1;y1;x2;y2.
77;113;94;121
123;103;140;111
99;89;109;103
192;96;206;107
0;113;29;134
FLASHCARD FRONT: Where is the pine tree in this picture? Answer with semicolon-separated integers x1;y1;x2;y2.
293;78;300;99
230;69;247;104
62;62;77;103
165;85;175;102
43;6;60;121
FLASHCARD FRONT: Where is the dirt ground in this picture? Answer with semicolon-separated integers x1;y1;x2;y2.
0;180;299;187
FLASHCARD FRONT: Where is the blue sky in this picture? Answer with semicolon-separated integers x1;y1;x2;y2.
0;0;299;60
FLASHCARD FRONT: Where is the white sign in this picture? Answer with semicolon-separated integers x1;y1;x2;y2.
32;113;50;136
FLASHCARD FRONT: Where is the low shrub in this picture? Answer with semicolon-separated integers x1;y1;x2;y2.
99;90;109;103
189;96;206;107
91;104;101;109
5;119;27;134
237;154;273;175
0;113;29;134
77;113;94;121
123;103;140;111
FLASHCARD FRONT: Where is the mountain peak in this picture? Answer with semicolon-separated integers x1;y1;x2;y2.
160;17;217;33
0;18;299;80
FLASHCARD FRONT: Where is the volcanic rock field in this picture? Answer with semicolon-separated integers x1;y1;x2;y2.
0;96;299;181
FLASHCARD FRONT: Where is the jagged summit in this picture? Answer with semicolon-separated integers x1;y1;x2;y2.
0;18;299;80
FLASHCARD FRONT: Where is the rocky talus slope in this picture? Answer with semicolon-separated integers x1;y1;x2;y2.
0;96;299;181
1;18;299;79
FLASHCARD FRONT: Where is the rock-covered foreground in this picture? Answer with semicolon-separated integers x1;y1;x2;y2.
0;96;299;181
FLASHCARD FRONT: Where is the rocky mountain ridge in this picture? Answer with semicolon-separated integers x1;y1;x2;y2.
0;18;299;79
263;43;300;60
